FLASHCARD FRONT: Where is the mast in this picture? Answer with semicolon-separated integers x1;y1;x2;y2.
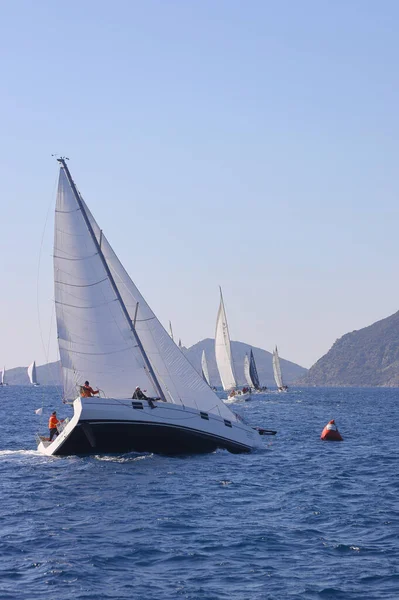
57;158;166;402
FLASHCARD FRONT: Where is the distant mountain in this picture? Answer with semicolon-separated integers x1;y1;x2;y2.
3;340;306;387
184;338;306;387
298;311;399;386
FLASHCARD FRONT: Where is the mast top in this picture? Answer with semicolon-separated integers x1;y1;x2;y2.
52;155;69;165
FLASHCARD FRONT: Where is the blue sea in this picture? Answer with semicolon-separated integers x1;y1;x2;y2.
0;386;398;600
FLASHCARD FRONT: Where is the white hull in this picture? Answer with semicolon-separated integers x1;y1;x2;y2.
226;392;251;402
37;396;263;456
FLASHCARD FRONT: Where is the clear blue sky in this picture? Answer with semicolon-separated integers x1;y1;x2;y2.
1;0;399;370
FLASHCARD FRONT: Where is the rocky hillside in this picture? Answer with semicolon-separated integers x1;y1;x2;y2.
4;340;306;387
298;311;399;386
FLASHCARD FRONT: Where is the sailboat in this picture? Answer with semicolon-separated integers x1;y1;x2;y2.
37;159;266;456
28;361;40;386
244;349;264;392
168;321;174;341
273;346;288;392
215;288;251;402
201;350;211;386
0;366;8;386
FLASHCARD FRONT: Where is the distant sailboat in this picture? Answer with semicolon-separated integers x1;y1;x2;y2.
28;361;40;386
0;366;8;386
273;346;288;392
215;288;250;401
37;158;265;456
244;350;262;391
201;350;211;386
169;321;174;341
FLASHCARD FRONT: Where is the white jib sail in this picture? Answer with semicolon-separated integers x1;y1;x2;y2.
215;289;236;391
244;354;253;387
54;164;236;422
28;361;37;385
201;350;211;386
273;346;283;388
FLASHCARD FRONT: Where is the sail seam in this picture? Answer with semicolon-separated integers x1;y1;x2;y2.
53;253;99;261
55;299;118;309
55;278;108;288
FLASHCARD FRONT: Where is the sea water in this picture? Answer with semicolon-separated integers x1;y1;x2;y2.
0;386;398;599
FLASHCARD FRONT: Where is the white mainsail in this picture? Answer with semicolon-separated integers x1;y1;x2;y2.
201;350;211;386
54;163;236;421
1;367;5;385
244;354;253;387
272;346;283;389
215;288;236;391
28;361;37;385
168;321;174;341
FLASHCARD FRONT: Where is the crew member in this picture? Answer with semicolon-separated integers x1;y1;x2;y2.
82;380;100;397
49;411;60;442
132;386;148;400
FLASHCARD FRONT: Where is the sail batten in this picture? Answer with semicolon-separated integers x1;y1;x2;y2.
215;288;236;391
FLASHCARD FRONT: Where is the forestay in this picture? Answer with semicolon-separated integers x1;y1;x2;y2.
54;164;236;421
201;350;211;386
215;289;236;391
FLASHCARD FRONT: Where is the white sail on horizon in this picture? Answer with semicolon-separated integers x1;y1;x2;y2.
244;354;253;387
273;346;284;389
201;350;211;386
54;163;236;421
215;288;236;391
28;361;37;385
169;321;174;341
1;367;5;385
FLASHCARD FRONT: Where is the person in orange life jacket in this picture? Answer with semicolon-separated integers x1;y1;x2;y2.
82;381;99;397
48;411;64;442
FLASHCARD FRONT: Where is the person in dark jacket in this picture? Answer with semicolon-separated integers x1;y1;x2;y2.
132;386;148;400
